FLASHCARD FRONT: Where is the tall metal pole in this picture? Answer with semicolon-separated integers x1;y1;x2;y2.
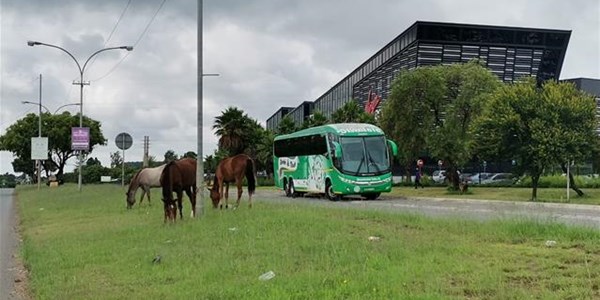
77;71;84;191
37;74;42;190
27;41;133;192
196;0;204;217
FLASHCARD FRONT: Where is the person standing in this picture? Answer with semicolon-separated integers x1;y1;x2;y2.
414;167;424;189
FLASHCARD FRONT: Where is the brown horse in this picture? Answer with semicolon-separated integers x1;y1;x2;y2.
209;154;256;209
160;158;197;222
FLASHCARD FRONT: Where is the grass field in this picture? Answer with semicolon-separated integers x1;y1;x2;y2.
16;184;600;299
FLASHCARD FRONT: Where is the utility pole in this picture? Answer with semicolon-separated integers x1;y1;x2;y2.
143;136;149;167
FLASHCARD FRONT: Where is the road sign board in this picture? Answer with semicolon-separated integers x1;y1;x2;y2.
115;132;133;150
71;127;90;151
31;137;48;160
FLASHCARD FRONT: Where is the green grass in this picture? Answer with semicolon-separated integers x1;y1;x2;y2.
393;186;600;205
16;184;600;299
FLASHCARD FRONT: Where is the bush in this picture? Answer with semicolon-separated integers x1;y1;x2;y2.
515;175;600;188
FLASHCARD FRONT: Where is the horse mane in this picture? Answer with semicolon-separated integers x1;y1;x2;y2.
161;161;176;201
127;169;143;194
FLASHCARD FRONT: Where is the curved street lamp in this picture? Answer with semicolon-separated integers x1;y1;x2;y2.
21;100;50;114
28;41;133;191
53;103;81;114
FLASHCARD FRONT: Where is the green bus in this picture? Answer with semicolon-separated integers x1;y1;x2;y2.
273;123;398;200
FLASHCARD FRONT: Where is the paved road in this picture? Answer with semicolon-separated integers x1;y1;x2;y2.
0;188;20;300
254;190;600;229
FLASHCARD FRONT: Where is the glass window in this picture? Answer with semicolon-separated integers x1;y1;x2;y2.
339;136;389;175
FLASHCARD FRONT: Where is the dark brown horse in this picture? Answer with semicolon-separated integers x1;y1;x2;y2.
209;154;256;209
160;158;197;222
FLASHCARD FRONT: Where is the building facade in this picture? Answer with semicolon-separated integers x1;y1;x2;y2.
266;21;571;130
266;106;294;132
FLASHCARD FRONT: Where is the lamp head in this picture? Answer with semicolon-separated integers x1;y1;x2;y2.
27;41;40;46
122;46;134;51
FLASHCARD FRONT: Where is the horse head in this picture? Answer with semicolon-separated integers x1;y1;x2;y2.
207;182;220;208
125;191;136;209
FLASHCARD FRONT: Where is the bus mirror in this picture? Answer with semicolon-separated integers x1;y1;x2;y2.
333;142;342;158
387;139;398;157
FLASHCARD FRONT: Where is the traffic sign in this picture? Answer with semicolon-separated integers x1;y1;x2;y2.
115;132;133;150
417;159;424;167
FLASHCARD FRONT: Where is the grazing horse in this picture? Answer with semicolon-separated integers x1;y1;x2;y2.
160;158;197;222
125;164;166;209
209;154;256;209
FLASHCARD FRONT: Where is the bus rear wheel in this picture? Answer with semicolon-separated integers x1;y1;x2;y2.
325;181;340;201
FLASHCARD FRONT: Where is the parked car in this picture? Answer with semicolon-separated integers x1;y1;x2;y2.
467;172;493;185
432;170;461;183
481;173;515;185
432;170;446;183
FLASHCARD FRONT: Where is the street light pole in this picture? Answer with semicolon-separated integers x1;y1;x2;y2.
37;74;42;190
28;41;133;191
53;103;81;114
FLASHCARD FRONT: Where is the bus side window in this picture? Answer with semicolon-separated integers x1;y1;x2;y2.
328;133;341;168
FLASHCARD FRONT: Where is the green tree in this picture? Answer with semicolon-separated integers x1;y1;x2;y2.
110;151;122;168
379;62;500;188
277;115;297;134
255;129;275;176
472;79;598;201
163;150;178;163
182;151;197;159
331;100;375;124
213;107;255;155
301;110;329;129
0;112;106;179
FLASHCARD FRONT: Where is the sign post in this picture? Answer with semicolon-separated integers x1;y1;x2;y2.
115;132;133;187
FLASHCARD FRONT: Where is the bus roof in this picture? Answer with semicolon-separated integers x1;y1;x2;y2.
274;123;385;141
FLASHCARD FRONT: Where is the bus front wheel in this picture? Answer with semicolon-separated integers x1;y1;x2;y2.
286;179;296;198
325;181;340;201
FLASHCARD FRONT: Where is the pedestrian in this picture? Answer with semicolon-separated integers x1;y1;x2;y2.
415;167;424;189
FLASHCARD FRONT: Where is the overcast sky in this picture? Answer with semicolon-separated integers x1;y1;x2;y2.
1;0;599;175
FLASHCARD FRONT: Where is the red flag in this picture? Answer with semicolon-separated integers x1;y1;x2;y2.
365;88;381;115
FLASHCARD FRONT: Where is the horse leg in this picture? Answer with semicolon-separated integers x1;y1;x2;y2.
146;186;151;206
235;180;243;208
225;183;230;209
185;187;196;218
218;179;225;209
139;189;145;207
176;189;184;219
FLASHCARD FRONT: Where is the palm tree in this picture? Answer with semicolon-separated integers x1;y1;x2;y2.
213;107;253;155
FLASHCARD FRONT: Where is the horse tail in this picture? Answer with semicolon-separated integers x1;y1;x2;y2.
245;157;256;195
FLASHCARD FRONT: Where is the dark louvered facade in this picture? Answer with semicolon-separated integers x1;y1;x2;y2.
266;21;571;129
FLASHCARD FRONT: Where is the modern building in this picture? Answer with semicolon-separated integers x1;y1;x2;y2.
266;106;294;132
267;21;571;129
286;101;314;127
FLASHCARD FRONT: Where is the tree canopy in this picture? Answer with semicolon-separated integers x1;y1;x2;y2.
471;78;598;200
331;100;375;124
0;112;106;180
379;61;500;188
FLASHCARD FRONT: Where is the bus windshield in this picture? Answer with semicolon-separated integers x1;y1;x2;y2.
339;135;389;175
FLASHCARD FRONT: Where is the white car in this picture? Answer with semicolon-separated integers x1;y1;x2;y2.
432;170;446;183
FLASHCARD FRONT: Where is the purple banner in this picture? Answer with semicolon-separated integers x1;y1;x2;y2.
71;127;90;151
